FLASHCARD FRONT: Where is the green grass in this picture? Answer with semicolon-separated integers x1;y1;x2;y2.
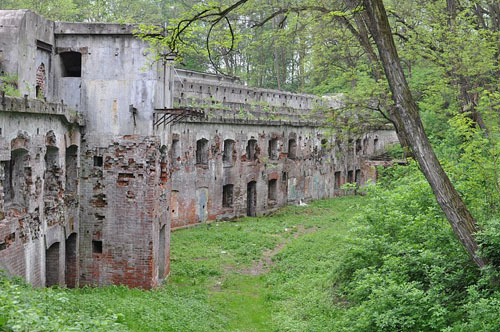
1;196;365;332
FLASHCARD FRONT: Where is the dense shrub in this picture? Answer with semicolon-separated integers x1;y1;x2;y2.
0;271;124;331
323;109;500;331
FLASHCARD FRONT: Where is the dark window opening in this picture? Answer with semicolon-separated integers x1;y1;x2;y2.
268;138;279;160
355;139;362;155
282;171;288;182
355;169;361;185
92;240;102;254
347;170;354;183
247;181;257;217
94;156;103;167
246;139;257;161
334;171;341;189
158;225;166;279
374;138;379;151
288;139;297;159
65;233;77;288
46;242;60;287
4;149;29;206
171;139;180;165
60;51;82;77
196;138;209;165
268;179;277;201
223;184;234;208
223;139;234;164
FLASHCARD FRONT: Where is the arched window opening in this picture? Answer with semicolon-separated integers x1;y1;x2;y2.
196;139;209;165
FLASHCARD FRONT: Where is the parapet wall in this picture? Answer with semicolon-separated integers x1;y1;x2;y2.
172;68;331;124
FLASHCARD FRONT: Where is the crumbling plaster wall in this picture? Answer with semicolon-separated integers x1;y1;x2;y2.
0;97;81;287
170;119;396;229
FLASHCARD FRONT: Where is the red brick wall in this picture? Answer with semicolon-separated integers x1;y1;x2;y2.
79;136;170;289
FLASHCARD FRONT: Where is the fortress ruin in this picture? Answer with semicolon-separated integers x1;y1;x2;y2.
0;10;398;288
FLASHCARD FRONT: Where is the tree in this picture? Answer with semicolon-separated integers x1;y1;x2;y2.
362;0;486;268
0;0;78;21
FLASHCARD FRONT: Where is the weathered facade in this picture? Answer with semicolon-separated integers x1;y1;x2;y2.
0;10;398;289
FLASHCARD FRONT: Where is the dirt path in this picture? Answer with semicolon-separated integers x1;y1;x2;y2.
239;225;317;276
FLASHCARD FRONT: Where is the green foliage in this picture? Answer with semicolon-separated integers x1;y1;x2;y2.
0;271;124;331
0;73;20;97
0;0;78;21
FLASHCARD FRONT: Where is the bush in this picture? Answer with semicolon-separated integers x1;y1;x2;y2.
0;271;124;331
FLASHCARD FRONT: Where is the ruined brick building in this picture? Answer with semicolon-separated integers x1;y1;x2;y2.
0;10;398;289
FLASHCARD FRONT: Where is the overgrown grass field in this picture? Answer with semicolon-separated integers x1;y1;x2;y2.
1;196;365;332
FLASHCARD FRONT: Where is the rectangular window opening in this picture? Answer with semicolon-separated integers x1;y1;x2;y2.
93;156;103;167
288;139;297;159
223;139;234;164
355;169;361;185
60;51;82;77
334;171;341;189
246;139;257;161
268;179;278;201
92;240;102;254
222;184;234;208
268;138;279;160
347;170;354;183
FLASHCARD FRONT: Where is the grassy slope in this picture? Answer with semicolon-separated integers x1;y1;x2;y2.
1;196;364;332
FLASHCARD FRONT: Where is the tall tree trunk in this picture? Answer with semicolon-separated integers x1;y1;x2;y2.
342;0;414;156
271;16;282;89
299;40;306;89
363;0;487;268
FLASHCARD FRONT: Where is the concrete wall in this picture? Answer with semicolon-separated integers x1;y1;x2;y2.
54;25;170;136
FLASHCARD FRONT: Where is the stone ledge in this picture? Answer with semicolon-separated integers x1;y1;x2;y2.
179;117;322;127
54;22;139;35
0;94;84;126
